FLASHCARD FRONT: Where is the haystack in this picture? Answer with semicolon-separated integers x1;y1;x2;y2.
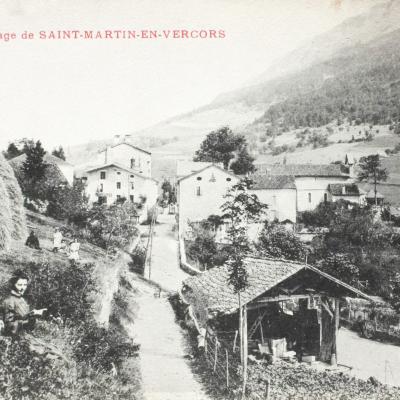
0;153;27;250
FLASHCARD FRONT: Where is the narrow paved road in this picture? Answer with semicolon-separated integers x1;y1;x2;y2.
133;213;211;400
338;328;400;386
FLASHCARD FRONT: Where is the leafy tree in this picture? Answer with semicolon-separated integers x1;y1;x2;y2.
160;179;176;207
316;253;360;286
3;142;23;160
230;147;256;175
87;202;139;253
21;140;48;200
52;146;66;161
221;177;268;397
256;223;307;262
186;218;230;270
357;154;388;205
193;126;246;169
46;179;90;226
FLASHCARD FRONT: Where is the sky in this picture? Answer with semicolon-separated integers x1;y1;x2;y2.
0;0;380;151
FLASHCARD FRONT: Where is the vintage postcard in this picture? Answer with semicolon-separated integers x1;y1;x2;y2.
1;1;400;399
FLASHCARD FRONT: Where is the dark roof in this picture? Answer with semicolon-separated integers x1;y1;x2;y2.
98;142;151;155
249;174;296;190
328;183;361;196
255;164;348;177
182;257;371;315
85;162;157;182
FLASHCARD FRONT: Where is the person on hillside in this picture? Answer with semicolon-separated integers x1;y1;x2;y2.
1;271;68;362
2;271;46;337
52;227;63;252
25;230;41;250
68;237;80;263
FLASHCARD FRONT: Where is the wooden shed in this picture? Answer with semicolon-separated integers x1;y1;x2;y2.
182;257;372;365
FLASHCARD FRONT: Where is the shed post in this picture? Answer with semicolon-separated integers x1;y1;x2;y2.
241;304;248;399
333;298;340;365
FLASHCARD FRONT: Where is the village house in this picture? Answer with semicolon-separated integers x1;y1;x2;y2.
96;140;152;178
327;183;366;205
177;164;240;236
248;175;297;223
82;162;158;216
181;257;372;368
255;164;352;212
9;153;74;185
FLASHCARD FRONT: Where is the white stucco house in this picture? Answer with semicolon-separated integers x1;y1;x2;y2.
96;141;152;178
249;174;297;223
82;162;158;217
255;164;352;212
177;164;240;235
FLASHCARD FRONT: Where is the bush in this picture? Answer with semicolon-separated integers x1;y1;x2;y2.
256;223;307;261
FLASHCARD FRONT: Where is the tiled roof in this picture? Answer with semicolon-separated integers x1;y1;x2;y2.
183;258;303;315
255;164;348;177
182;257;372;316
249;174;296;190
328;183;361;196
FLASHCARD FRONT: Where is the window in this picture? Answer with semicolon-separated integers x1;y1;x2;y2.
100;171;106;180
196;186;201;196
117;182;121;189
131;182;134;190
226;177;231;182
117;171;121;175
130;158;136;169
116;195;121;201
99;183;103;192
130;195;134;203
324;193;328;203
308;193;312;203
196;176;202;181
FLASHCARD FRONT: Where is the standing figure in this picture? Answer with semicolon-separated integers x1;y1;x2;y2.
25;230;41;250
52;227;63;252
68;237;80;262
2;271;46;337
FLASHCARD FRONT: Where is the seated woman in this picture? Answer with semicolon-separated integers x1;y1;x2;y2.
25;230;41;250
2;271;46;337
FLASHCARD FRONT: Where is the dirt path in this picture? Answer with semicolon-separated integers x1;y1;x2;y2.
338;328;400;386
143;213;188;292
128;213;212;400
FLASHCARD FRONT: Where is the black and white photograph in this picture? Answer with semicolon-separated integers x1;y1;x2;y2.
1;1;400;399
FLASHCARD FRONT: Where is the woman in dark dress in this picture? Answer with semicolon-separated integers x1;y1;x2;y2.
2;271;46;337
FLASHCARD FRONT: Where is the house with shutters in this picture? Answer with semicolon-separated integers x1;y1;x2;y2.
82;162;158;216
